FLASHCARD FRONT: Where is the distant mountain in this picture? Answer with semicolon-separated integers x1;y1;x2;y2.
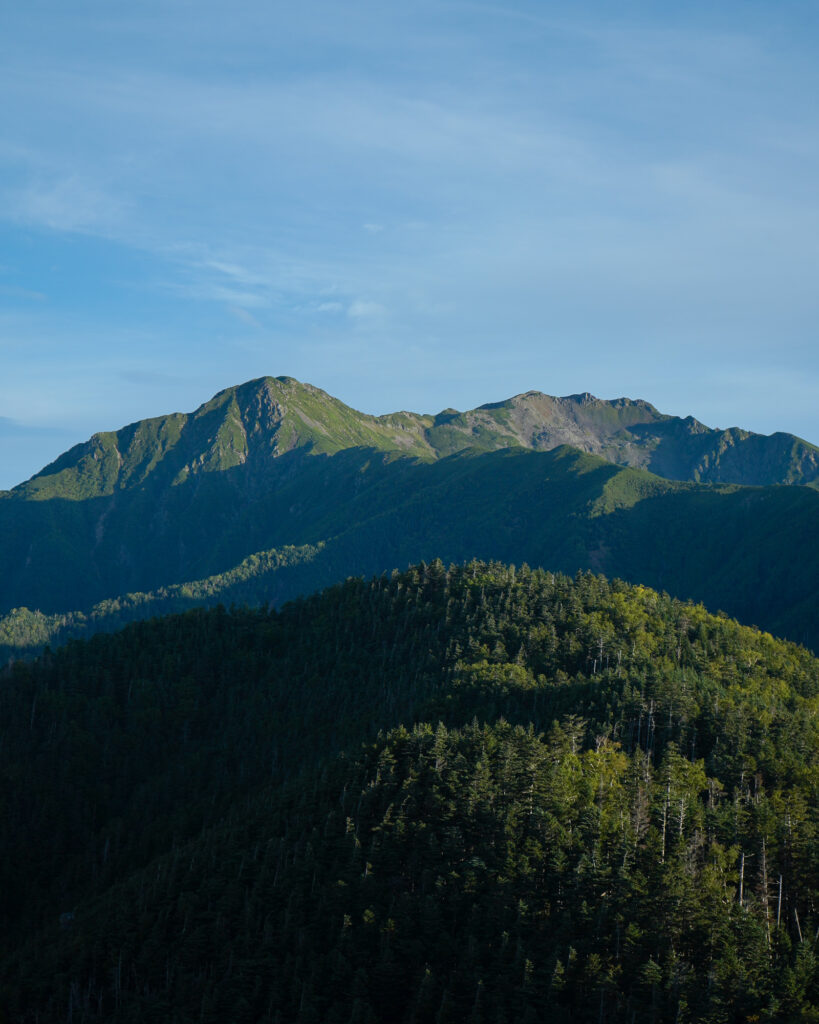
10;376;819;502
1;376;818;654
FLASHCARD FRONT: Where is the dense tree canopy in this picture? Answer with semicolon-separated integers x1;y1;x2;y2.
2;561;819;1021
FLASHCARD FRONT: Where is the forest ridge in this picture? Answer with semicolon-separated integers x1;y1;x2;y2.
3;562;819;1021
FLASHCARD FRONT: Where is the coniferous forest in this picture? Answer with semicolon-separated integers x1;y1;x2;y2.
3;561;819;1021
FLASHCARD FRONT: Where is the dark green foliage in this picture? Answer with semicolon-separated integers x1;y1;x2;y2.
2;562;819;1021
2;445;819;660
0;541;324;657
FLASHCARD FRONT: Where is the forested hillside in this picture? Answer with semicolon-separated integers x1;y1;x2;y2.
3;562;819;1021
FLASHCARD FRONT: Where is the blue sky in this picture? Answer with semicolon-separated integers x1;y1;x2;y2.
1;1;818;489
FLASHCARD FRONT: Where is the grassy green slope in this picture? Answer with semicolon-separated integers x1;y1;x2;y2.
8;376;436;503
5;375;819;508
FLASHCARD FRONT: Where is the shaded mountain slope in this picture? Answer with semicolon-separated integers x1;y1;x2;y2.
1;375;817;653
2;444;819;658
2;563;819;1021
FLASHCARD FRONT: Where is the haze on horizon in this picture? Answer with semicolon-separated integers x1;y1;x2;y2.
1;0;817;490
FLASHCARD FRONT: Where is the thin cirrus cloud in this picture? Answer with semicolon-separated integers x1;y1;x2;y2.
348;301;384;319
0;0;817;490
8;176;127;234
0;283;47;302
228;306;264;329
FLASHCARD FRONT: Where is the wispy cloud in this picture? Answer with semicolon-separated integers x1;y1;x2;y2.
4;174;127;234
119;369;185;386
0;283;46;302
348;300;384;319
0;415;63;437
228;305;264;328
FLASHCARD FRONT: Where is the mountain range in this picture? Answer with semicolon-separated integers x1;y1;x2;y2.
1;375;818;656
11;376;819;497
4;377;819;1020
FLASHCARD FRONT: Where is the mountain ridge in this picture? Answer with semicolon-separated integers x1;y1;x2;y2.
1;375;818;656
7;375;819;502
